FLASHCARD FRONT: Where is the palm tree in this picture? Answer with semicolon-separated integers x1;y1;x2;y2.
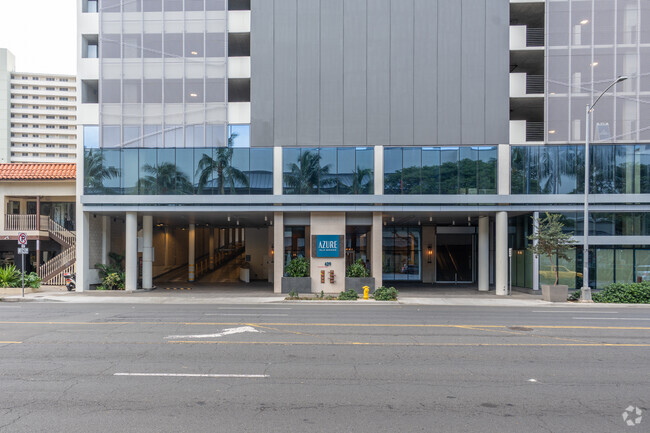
137;162;193;194
348;166;373;194
84;149;120;193
196;148;249;194
284;150;334;194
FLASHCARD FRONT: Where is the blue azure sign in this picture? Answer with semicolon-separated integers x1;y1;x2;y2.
314;235;342;258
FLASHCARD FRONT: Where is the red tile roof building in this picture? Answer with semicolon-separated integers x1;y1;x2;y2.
0;163;76;181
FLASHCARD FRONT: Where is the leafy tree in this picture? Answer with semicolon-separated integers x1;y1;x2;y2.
528;212;577;286
137;162;193;194
284;150;334;194
84;149;120;193
196;148;249;194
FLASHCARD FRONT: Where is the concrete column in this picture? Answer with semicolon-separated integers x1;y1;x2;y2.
77;211;90;291
188;223;195;282
142;215;153;289
101;215;111;265
478;216;490;291
229;228;233;245
235;227;240;244
371;212;383;290
273;146;283;195
495;211;508;296
164;227;170;267
532;211;540;291
125;212;138;291
497;144;511;196
209;227;215;270
273;212;284;294
374;146;384;195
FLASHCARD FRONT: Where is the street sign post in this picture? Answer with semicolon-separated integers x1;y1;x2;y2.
18;232;27;245
17;234;28;298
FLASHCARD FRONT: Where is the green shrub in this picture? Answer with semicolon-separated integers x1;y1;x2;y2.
567;290;581;301
346;259;369;278
0;265;21;288
287;290;299;299
285;257;310;277
102;272;124;291
338;289;359;300
24;272;41;289
373;286;399;301
592;282;650;304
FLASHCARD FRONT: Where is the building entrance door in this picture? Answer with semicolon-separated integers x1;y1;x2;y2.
436;233;475;283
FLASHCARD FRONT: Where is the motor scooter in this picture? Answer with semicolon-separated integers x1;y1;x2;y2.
64;272;76;292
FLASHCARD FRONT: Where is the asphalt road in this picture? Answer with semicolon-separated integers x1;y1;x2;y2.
1;303;649;432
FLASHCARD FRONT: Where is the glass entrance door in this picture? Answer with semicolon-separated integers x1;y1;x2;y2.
436;234;475;283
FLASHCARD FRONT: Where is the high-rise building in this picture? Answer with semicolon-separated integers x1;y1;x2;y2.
0;48;78;163
76;0;650;295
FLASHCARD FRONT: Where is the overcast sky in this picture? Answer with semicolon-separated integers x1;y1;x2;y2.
0;0;76;75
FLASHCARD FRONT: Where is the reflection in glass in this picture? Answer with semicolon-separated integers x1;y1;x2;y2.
195;148;249;194
84;149;120;194
284;149;333;194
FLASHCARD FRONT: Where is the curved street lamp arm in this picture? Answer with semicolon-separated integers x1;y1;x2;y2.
589;76;628;112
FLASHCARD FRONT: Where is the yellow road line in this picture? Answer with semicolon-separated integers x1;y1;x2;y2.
0;341;22;344
166;340;650;347
1;321;650;331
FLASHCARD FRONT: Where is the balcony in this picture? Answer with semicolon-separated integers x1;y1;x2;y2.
510;73;544;97
510;25;544;50
510;120;544;144
3;214;49;235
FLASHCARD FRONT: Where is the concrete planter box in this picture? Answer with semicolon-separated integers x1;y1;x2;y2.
345;277;375;294
541;284;568;302
281;277;312;294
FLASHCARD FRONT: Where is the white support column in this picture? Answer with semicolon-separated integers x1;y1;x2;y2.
142;215;153;290
77;211;90;291
374;146;384;195
101;215;111;265
188;223;195;282
532;211;540;291
495;211;508;296
478;216;490;291
125;212;138;291
371;212;383;289
164;227;171;267
273;212;284;294
498;144;511;196
273;146;283;195
209;227;215;270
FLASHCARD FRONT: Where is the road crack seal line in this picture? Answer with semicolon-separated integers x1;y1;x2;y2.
454;325;596;344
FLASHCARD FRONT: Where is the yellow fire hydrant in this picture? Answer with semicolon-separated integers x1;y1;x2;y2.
363;286;369;300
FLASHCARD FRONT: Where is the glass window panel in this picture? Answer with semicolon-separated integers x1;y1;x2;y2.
123;0;142;11
84;125;99;148
206;0;225;10
193;148;212;194
228;124;250;147
459;147;477;194
591;145;616;193
164;79;183;103
164;0;183;11
538;146;557;194
615;249;634;284
164;33;183;58
186;0;204;10
185;125;204;147
122;149;139;194
137;149;157;194
615;145;635;194
84;149;101;194
101;34;121;58
101;149;121;194
101;79;120;103
123;79;141;103
319;148;337;194
206;33;225;57
422;147;440;194
250;148;273;194
283;148;301;195
207;124;225;147
164;125;182;147
206;78;225;102
102;0;121;11
337;148;354;194
143;0;162;11
596;249;614;289
123;34;142;58
635;250;650;282
354;148;373;194
123;126;142;148
175;148;195;194
558;250;577;290
383;148;402;194
477;146;497;194
143;34;162;58
156;148;175;194
440;147;458;194
185;33;204;57
226;148;250;195
402;148;421;194
143;79;162;103
185;79;204;103
102;125;121;147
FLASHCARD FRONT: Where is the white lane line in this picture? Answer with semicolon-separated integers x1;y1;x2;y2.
217;307;291;310
572;317;650;321
531;310;618;314
204;313;288;316
114;373;268;378
165;325;262;339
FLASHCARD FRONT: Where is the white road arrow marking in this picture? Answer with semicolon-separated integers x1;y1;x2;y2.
164;326;262;339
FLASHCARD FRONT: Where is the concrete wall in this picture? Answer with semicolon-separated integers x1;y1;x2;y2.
244;227;269;280
0;48;15;163
310;212;346;293
250;0;509;147
421;225;436;283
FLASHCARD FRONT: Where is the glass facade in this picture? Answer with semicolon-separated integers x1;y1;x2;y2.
384;146;497;194
547;0;650;143
84;147;272;195
512;144;650;194
283;147;374;195
382;227;421;281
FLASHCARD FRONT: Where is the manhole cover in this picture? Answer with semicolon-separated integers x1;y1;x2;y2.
508;326;533;331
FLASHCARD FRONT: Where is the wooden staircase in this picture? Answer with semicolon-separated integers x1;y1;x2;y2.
38;218;76;285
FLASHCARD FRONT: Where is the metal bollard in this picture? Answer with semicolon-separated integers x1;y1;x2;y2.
363;286;369;300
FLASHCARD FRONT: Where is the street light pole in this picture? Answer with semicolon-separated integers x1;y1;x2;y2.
581;75;628;302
